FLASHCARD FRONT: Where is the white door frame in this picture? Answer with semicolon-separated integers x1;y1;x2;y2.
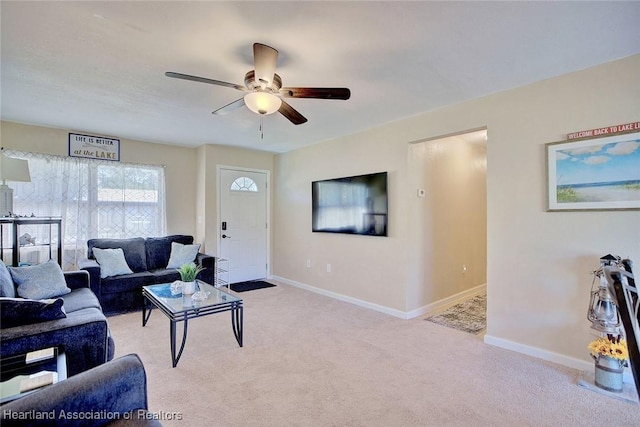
216;165;271;279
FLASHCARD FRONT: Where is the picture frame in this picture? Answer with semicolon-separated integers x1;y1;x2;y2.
546;130;640;211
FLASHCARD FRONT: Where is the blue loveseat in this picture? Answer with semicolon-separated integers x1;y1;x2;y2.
78;235;215;315
0;265;115;377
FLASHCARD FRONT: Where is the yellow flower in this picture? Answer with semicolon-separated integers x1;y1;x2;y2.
610;341;629;361
587;336;629;361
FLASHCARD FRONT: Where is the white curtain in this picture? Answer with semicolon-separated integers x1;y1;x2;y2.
4;150;166;270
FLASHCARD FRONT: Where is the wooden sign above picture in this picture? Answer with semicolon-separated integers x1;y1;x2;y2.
567;121;640;141
68;133;120;161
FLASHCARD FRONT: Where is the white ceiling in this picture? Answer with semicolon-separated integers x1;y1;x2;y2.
2;1;639;153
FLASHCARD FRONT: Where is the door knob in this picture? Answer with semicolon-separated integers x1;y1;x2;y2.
222;234;231;239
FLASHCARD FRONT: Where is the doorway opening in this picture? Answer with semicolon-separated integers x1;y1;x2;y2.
414;129;487;333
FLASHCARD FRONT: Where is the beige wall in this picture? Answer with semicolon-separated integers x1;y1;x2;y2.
199;144;274;257
273;127;411;311
273;54;640;369
0;121;199;237
0;122;275;256
408;131;487;305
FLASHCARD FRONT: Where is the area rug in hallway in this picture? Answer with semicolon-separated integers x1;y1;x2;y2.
425;294;486;334
229;280;276;292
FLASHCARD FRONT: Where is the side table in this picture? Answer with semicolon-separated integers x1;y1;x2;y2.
0;347;67;404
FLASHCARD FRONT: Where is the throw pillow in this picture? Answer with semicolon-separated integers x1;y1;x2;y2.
166;242;201;269
9;260;71;300
93;247;134;279
0;259;16;298
0;297;66;328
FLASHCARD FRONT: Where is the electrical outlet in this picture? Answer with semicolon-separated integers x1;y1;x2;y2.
326;263;332;273
306;259;311;268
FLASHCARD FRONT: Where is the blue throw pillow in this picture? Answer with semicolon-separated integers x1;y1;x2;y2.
0;297;66;328
93;248;134;278
166;242;201;269
0;259;15;298
9;260;71;300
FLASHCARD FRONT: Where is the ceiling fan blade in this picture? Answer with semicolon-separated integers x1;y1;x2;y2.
212;98;246;115
253;43;278;87
278;100;308;125
165;72;246;92
280;87;351;100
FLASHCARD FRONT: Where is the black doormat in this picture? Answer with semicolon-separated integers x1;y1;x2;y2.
230;280;276;293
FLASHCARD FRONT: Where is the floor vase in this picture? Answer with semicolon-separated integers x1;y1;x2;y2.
594;355;624;393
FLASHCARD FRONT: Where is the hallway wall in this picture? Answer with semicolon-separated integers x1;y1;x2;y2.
408;130;487;305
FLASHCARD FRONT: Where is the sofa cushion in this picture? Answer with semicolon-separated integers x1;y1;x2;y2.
0;259;15;298
145;235;193;271
61;287;103;313
9;260;71;300
100;271;154;295
88;237;147;273
149;268;182;284
93;248;134;278
0;297;66;328
166;242;201;269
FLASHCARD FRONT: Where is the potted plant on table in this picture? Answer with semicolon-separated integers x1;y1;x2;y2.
588;334;629;393
177;262;204;295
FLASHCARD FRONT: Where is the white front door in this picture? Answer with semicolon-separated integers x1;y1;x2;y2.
219;168;268;283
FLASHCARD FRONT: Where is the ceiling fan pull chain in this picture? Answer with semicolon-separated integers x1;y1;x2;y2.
260;115;264;139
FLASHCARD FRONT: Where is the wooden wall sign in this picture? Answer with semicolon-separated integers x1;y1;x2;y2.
567;121;640;141
69;133;120;161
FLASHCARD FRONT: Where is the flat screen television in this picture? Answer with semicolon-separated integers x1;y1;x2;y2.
312;171;388;236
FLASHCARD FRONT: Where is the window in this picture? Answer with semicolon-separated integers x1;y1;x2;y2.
230;176;258;192
4;150;166;269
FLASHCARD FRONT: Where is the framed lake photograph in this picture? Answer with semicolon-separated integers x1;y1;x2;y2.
546;130;640;211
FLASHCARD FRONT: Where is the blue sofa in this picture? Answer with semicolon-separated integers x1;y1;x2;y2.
0;269;115;377
78;235;215;315
0;354;161;426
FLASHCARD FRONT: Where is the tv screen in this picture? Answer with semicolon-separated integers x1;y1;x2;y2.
312;172;388;236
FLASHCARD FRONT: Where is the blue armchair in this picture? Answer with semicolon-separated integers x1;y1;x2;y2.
0;354;161;426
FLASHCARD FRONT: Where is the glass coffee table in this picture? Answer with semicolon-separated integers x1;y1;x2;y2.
142;281;243;367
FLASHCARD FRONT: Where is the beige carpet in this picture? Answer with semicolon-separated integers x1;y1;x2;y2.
108;281;639;426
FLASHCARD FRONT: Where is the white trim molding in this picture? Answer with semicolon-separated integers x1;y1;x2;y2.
405;283;487;319
270;276;486;320
270;275;409;318
484;334;635;383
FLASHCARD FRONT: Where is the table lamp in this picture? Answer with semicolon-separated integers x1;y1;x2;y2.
0;154;31;217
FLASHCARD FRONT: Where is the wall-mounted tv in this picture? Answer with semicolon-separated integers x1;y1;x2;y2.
312;171;388;236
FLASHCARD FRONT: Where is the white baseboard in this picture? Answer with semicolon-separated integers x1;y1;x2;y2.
270;275;410;318
405;283;487;319
484;334;635;383
270;276;485;320
269;275;635;384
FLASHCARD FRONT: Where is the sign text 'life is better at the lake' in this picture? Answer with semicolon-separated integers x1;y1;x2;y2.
69;133;120;161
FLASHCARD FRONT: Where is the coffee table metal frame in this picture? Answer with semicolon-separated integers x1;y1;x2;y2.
142;281;243;367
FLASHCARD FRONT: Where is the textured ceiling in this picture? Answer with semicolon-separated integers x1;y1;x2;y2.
1;1;639;153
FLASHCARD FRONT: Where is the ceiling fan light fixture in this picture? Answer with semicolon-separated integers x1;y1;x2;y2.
244;92;282;115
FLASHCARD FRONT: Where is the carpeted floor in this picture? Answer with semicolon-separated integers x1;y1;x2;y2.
107;282;638;426
424;294;486;334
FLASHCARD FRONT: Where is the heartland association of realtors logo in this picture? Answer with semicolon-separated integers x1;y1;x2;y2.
69;133;120;161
